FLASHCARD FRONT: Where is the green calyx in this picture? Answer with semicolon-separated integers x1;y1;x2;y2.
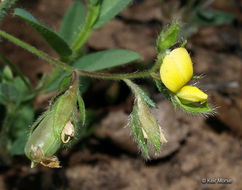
24;71;81;168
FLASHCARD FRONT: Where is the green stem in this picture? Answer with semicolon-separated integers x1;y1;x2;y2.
150;72;160;80
71;2;100;58
150;52;165;73
123;79;139;95
78;70;151;80
0;54;32;91
0;30;151;80
0;30;74;72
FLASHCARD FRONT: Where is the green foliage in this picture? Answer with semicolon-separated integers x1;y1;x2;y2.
0;70;33;105
14;8;72;56
130;104;149;157
46;49;141;93
59;1;86;45
193;9;235;26
134;84;157;108
0;0;215;166
0;82;18;104
88;0;99;5
10;134;29;155
10;105;34;155
154;79;172;101
93;0;132;29
77;94;86;125
0;0;18;21
156;24;179;53
175;96;212;114
3;66;13;82
58;73;73;90
73;49;142;71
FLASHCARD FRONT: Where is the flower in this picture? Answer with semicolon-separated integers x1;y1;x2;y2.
160;48;193;93
176;85;208;104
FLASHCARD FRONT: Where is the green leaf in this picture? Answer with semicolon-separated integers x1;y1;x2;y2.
79;76;92;95
14;8;72;56
93;0;131;29
0;0;18;21
130;104;149;158
10;134;28;155
175;96;212;114
71;1;100;53
154;79;172;101
77;94;86;125
0;78;34;105
3;66;13;82
10;105;34;139
59;1;86;45
157;23;179;53
45;71;69;92
193;9;235;26
10;104;34;155
12;77;35;102
0;83;19;103
136;85;157;108
0;53;32;90
73;49;142;71
58;73;72;90
88;0;99;5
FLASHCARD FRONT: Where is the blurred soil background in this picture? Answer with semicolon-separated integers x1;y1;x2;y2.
0;0;242;189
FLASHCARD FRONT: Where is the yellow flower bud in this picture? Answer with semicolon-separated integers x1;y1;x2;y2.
176;85;208;104
160;48;193;93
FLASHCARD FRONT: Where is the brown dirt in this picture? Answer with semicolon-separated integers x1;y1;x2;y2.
0;0;242;190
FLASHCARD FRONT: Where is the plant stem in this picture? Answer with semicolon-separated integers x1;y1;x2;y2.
0;30;151;80
71;2;100;58
150;52;165;73
78;70;151;80
0;30;74;72
123;79;139;95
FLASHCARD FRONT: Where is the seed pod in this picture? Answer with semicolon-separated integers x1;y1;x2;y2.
124;79;167;156
25;110;62;168
136;96;167;152
25;71;80;168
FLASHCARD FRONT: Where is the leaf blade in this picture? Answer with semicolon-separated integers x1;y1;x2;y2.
59;1;86;45
93;0;131;29
72;49;142;71
14;8;72;56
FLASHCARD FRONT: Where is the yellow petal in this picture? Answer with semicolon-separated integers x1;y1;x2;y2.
176;86;208;104
160;48;193;93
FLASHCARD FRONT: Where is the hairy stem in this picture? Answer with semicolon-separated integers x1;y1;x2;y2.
0;30;151;80
0;30;73;72
150;52;165;73
71;2;100;58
